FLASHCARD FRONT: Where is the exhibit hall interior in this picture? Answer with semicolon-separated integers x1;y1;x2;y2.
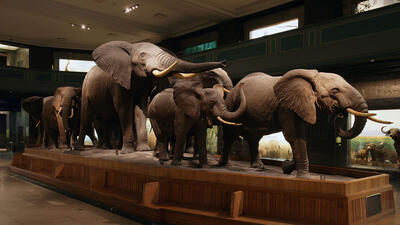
0;0;400;224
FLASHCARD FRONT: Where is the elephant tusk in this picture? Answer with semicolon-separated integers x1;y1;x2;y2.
173;73;199;79
217;116;242;126
56;106;62;116
35;120;41;128
68;108;74;118
368;117;393;124
346;108;376;117
223;88;231;93
152;60;179;77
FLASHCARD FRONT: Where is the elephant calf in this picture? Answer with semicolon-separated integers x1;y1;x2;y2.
148;81;246;167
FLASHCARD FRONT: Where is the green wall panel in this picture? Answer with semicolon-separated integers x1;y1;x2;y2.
321;11;400;43
0;69;25;79
281;34;303;51
217;43;266;61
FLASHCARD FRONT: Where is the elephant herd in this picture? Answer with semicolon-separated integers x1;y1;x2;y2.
22;41;393;178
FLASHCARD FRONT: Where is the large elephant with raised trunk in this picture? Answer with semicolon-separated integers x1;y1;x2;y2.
148;80;245;167
77;41;226;153
219;69;390;178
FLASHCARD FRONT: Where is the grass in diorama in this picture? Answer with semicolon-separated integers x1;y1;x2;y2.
259;140;293;160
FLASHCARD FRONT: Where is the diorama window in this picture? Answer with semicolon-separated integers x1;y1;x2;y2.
258;132;292;160
349;109;400;171
59;59;96;73
249;18;299;40
355;0;399;14
0;44;29;68
184;41;217;55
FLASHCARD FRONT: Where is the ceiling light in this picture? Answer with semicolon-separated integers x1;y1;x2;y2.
70;23;91;30
124;4;139;14
0;44;19;51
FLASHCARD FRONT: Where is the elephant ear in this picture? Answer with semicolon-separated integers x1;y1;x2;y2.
92;41;133;90
173;81;204;119
274;69;319;124
22;96;43;119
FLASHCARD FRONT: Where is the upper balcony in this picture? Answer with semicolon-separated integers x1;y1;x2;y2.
0;3;399;95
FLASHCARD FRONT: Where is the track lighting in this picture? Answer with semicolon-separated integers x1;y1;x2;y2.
124;4;139;14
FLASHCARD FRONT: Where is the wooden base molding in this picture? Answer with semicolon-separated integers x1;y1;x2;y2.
8;149;395;225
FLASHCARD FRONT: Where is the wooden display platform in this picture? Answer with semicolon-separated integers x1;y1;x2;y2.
9;148;395;225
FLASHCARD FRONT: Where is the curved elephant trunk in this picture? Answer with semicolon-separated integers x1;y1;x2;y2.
221;87;246;121
61;97;72;131
381;126;390;135
155;53;226;76
337;92;368;139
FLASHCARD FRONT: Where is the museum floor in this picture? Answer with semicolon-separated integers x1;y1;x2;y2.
0;159;142;225
1;157;400;225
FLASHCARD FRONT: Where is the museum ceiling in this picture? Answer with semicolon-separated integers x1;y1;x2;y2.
0;0;292;50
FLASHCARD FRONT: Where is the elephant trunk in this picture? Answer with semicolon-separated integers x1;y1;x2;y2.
337;93;368;139
162;53;226;73
221;87;246;121
62;97;72;132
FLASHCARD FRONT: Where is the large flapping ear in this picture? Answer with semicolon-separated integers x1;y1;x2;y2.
274;69;319;124
22;96;44;119
92;41;133;90
173;81;204;119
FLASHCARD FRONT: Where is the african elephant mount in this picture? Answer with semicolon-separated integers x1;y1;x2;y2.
219;69;391;178
76;41;226;154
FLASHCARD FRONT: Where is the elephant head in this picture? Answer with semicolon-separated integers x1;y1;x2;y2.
53;87;82;132
92;41;226;90
173;80;245;125
274;69;390;139
22;96;44;123
381;126;400;139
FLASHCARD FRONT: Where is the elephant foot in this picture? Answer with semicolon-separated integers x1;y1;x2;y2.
199;160;209;168
159;152;169;162
251;159;265;169
74;144;85;151
136;143;152;152
186;147;194;154
282;160;296;174
296;171;312;179
120;143;134;154
217;159;228;167
171;159;182;166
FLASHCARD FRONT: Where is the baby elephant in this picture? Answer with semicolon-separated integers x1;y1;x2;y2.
148;81;246;167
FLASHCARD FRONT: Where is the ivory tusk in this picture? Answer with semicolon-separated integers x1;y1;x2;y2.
57;107;62;116
68;108;74;118
217;116;242;126
35;120;41;128
152;60;179;77
223;88;231;93
368;117;393;124
173;73;199;79
346;108;376;117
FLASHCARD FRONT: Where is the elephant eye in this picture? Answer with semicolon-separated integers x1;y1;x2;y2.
331;88;339;95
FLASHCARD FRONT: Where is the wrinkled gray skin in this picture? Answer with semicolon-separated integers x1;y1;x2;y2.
22;96;59;148
77;41;226;154
148;79;246;167
219;69;369;178
151;68;233;156
22;96;44;145
381;126;400;162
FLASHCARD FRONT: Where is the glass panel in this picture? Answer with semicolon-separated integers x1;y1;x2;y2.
249;18;299;40
259;132;292;160
355;0;399;14
184;40;217;55
0;44;29;68
350;109;400;171
59;59;96;72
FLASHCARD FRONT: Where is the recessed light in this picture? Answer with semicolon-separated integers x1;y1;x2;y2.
70;23;91;30
124;4;139;14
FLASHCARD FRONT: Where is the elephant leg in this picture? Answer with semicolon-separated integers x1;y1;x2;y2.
172;114;193;166
195;124;208;168
186;135;195;154
76;100;93;151
42;129;48;148
65;130;71;150
243;133;264;169
115;94;135;154
134;105;151;151
218;125;237;167
280;110;309;178
169;136;176;158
